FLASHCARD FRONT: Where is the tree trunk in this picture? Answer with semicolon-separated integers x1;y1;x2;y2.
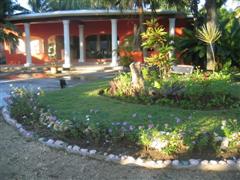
205;0;217;71
129;62;144;89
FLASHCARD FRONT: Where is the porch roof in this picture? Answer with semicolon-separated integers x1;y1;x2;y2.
6;9;192;23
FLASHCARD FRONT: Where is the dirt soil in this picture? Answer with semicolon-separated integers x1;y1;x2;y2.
1;117;240;180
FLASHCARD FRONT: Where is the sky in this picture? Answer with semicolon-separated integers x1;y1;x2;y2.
19;0;240;11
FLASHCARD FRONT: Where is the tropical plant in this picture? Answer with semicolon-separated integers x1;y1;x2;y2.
216;8;240;68
141;18;174;79
196;23;221;71
28;0;52;12
0;0;26;49
174;29;206;68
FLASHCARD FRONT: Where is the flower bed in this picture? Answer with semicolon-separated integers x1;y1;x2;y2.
106;71;240;109
4;83;240;161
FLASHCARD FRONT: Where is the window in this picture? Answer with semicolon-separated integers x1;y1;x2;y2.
86;34;118;59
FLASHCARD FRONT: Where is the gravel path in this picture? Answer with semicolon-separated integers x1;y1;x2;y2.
0;117;240;180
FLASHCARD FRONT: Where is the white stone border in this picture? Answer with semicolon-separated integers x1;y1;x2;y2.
1;107;240;171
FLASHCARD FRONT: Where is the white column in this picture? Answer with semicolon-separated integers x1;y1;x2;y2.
169;18;176;58
24;23;32;67
79;25;85;63
111;19;118;67
169;18;176;37
63;20;71;68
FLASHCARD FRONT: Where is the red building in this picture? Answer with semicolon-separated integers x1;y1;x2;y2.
1;10;192;68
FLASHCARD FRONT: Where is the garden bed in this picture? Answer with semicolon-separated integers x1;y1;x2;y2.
5;80;240;161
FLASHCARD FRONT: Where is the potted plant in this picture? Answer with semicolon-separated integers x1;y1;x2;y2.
48;43;59;74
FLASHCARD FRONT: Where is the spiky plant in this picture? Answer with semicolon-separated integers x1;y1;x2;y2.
196;23;221;71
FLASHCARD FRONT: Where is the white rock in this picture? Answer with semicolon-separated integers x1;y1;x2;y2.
106;154;116;161
172;160;179;166
227;160;236;166
67;145;73;151
237;159;240;165
145;160;157;167
46;139;54;145
120;155;127;161
156;160;163;165
54;140;65;147
189;159;200;166
135;158;144;165
163;160;171;166
103;152;108;156
80;148;88;155
72;145;80;152
220;137;229;150
122;156;135;164
201;160;209;165
89;150;97;155
15;123;22;129
218;160;227;165
209;160;218;165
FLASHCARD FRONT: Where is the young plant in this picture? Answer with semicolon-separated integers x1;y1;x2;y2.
196;23;221;71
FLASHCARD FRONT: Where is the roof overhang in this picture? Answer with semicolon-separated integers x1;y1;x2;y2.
6;9;193;23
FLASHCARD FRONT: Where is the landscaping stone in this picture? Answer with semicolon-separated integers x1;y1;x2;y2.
18;128;33;138
181;160;190;166
80;148;88;155
144;160;157;168
135;158;144;165
209;160;218;165
15;123;22;129
189;159;200;166
54;140;65;148
103;152;108;156
89;150;97;155
227;160;236;166
66;145;73;152
121;156;135;164
106;154;116;161
201;160;209;165
218;160;227;165
163;160;171;166
72;145;80;152
172;160;179;166
45;139;55;146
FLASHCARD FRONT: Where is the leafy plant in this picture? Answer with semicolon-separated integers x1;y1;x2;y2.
174;29;206;68
196;23;221;71
141;18;174;79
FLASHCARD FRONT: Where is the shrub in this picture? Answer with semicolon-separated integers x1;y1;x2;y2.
141;18;174;79
7;86;44;125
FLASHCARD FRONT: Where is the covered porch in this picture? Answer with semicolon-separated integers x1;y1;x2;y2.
3;10;190;68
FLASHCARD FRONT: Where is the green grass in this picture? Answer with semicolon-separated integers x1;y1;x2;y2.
39;80;240;132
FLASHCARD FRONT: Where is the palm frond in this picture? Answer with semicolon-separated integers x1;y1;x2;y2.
196;23;221;44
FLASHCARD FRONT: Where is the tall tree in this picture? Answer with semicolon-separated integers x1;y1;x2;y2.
28;0;51;13
0;0;24;49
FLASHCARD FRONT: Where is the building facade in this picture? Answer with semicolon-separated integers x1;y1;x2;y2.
2;10;192;67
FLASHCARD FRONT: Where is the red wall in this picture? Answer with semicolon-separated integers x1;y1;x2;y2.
4;17;190;65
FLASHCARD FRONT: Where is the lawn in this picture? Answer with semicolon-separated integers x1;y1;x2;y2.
39;79;240;133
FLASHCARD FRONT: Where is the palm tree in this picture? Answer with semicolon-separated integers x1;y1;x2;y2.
28;0;51;12
0;0;24;49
